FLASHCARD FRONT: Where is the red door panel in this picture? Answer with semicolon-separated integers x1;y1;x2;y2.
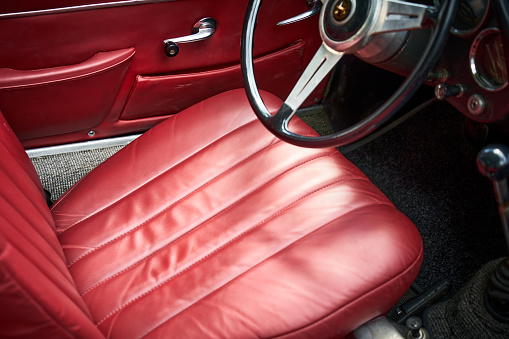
0;48;134;140
120;41;305;120
0;0;326;148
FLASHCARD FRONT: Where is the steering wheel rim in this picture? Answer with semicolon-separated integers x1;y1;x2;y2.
241;0;459;148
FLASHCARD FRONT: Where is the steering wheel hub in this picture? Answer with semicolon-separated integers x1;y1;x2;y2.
324;0;370;44
321;0;376;52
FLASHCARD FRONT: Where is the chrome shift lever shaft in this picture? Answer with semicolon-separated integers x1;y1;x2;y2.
477;144;509;251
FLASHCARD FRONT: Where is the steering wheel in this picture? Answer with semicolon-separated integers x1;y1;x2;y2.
241;0;458;148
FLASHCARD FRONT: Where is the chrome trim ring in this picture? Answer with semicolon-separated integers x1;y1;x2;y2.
0;0;174;20
470;28;509;92
450;0;490;36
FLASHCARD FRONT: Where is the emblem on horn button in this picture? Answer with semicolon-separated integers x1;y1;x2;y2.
333;0;352;22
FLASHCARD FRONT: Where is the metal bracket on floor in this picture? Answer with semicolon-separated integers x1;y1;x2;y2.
395;280;450;325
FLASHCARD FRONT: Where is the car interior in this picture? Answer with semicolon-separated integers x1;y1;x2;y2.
1;0;509;338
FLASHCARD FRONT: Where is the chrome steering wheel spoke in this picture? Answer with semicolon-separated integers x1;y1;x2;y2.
274;43;342;134
373;0;435;35
285;43;343;114
241;0;458;148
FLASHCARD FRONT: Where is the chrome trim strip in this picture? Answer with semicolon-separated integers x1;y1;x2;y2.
26;134;142;158
0;0;174;20
277;0;322;26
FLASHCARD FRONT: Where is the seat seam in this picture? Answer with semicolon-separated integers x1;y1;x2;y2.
55;117;261;236
0;138;45;199
95;177;371;327
138;202;399;339
67;137;299;269
0;157;54;227
0;260;77;339
0;212;78;300
0;167;59;256
79;151;338;293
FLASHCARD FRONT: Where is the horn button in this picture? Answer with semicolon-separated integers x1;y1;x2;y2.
322;0;371;46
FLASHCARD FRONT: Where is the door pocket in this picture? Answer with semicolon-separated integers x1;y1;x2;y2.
0;48;135;140
120;41;305;120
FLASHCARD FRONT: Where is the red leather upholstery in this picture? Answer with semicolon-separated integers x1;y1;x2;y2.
0;113;103;338
1;89;422;338
0;0;326;148
0;48;135;140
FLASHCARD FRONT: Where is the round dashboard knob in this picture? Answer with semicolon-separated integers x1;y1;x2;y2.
467;94;486;116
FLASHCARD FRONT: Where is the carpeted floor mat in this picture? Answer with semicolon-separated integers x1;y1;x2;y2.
424;258;509;338
31;146;125;201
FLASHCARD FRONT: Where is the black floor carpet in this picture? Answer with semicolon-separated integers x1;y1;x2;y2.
340;100;507;296
424;258;509;338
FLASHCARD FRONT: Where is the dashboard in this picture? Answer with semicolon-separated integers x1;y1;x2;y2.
371;0;509;130
437;0;509;129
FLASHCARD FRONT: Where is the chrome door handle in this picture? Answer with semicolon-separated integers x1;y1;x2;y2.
164;17;216;57
277;0;322;26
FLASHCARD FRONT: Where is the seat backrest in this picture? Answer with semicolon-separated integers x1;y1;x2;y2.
0;112;103;338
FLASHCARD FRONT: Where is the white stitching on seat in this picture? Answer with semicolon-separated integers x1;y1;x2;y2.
79;150;337;295
95;177;370;327
55;118;261;237
138;201;399;339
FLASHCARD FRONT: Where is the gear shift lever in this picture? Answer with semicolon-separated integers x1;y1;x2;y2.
477;144;509;323
477;144;509;249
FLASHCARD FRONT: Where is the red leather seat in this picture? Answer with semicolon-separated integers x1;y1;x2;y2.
0;89;422;338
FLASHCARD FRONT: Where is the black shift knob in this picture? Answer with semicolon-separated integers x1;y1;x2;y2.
477;144;509;181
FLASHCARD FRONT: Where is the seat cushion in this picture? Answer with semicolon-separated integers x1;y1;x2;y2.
51;89;423;338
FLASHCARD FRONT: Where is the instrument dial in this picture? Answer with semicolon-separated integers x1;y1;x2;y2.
450;0;489;36
470;28;508;92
